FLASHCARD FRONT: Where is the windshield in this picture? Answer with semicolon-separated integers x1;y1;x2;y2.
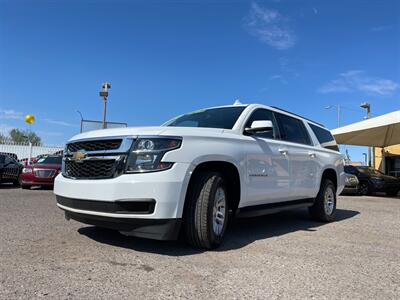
37;156;62;165
164;106;246;129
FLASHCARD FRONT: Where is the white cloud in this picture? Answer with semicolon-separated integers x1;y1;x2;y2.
244;2;296;50
371;25;392;32
319;70;399;95
0;124;14;135
44;118;77;127
0;109;23;120
269;74;288;84
36;130;64;137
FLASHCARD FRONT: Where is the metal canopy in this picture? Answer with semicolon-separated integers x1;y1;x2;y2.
331;111;400;147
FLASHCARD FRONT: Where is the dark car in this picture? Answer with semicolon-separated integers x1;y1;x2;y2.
344;165;400;196
19;155;62;189
0;154;23;186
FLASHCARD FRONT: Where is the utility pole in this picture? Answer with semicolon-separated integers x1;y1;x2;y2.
360;102;373;167
99;82;111;129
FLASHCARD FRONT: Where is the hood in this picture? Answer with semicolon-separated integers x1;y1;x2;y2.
379;174;400;183
69;126;229;142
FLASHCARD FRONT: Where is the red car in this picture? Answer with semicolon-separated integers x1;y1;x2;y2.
20;155;62;189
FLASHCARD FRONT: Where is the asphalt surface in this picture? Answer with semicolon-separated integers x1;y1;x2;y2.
0;185;399;299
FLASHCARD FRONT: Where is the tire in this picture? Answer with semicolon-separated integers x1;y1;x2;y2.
12;179;20;186
358;182;370;196
183;172;229;249
21;184;31;190
386;190;399;197
309;178;336;222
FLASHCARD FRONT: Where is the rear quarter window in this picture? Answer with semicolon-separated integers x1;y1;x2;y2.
309;123;339;151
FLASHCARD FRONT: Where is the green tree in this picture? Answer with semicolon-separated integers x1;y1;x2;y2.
0;133;7;144
9;128;42;145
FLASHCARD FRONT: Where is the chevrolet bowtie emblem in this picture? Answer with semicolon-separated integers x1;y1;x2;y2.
72;150;87;161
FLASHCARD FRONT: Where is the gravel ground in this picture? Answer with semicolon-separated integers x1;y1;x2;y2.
0;185;399;299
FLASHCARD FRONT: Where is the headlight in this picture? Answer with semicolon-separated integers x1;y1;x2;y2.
125;137;182;173
22;168;33;174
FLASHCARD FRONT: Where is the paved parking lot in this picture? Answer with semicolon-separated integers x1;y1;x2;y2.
0;186;399;299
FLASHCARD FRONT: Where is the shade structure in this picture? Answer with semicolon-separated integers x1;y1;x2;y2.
331;111;400;147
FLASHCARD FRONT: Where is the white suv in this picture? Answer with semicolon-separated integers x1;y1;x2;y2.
54;103;345;249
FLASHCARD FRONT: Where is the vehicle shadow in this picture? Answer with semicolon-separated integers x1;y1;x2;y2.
78;208;359;256
0;183;20;189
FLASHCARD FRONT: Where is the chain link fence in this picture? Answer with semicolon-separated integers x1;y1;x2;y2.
0;138;63;164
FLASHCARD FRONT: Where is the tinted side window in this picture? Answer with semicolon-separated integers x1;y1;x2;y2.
245;109;279;139
309;123;339;151
275;113;312;145
0;155;5;164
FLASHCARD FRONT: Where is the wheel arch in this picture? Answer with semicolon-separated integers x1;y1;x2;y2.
321;168;338;191
183;160;242;217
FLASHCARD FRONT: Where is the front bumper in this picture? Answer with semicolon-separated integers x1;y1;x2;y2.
342;185;359;195
63;209;181;240
54;162;193;219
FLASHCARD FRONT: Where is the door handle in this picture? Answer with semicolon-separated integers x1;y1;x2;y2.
308;152;316;158
279;148;288;156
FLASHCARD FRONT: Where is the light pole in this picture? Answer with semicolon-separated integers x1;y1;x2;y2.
76;110;83;133
99;82;111;129
362;153;368;166
325;104;342;153
325;104;341;128
360;102;374;167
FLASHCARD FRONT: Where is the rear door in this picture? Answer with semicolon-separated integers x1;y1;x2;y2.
274;113;319;199
242;109;291;206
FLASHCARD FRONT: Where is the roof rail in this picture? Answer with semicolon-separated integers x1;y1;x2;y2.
271;106;324;127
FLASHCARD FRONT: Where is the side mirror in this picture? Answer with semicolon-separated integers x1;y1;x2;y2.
245;120;274;134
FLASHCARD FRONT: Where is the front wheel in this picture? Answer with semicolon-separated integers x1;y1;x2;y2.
386;190;399;197
183;172;229;249
358;182;370;196
309;178;336;222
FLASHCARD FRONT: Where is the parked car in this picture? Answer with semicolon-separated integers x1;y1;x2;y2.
341;173;359;195
344;165;400;196
20;155;62;189
54;103;345;249
0;154;23;186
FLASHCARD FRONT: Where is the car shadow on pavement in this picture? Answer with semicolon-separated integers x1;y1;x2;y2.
78;208;359;256
0;183;20;189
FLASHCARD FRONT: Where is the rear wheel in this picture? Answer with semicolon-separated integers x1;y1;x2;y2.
21;184;31;190
309;178;336;222
183;172;229;249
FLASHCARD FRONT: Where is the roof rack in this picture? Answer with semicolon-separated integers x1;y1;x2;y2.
271;106;324;127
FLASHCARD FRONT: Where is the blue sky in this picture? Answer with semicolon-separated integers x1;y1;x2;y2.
1;0;399;162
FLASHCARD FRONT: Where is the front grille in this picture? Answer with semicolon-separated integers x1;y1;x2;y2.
64;159;116;179
67;139;122;152
34;169;56;178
